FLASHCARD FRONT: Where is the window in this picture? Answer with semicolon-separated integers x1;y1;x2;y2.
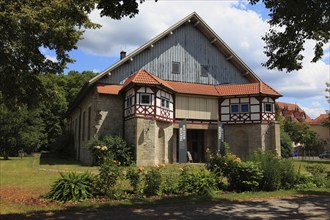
201;65;208;77
87;107;91;140
126;96;133;107
172;61;180;74
161;97;170;109
231;104;239;113
140;94;151;105
240;103;249;113
265;103;273;112
231;103;250;113
82;111;85;141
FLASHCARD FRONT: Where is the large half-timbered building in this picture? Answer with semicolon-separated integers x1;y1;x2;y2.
69;12;281;165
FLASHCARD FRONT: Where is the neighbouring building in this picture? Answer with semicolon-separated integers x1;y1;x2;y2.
277;102;312;122
309;114;330;151
68;12;282;165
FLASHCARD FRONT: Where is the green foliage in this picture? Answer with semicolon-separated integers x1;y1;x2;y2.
126;168;142;192
294;171;316;189
227;161;263;192
280;129;293;158
178;166;216;195
47;172;95;202
97;157;121;197
162;174;179;195
305;164;328;187
250;0;330;72
89;135;133;165
143;168;162;196
250;151;297;191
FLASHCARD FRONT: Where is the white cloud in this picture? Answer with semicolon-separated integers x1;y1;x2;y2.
76;1;329;111
312;101;321;107
301;106;326;119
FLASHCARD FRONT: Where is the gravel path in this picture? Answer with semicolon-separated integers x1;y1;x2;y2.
2;194;329;220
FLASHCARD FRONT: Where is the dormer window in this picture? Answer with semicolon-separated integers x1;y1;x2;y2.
140;94;151;105
172;62;180;74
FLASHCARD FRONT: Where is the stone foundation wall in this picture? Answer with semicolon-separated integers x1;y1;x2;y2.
224;123;280;159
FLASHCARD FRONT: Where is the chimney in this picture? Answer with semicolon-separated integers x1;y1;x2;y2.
120;51;126;60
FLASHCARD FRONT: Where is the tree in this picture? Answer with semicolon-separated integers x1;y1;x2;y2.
250;0;330;72
0;0;149;109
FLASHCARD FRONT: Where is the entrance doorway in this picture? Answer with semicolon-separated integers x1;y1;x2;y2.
187;129;205;162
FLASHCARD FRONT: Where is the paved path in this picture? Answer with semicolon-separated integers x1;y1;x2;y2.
2;194;329;219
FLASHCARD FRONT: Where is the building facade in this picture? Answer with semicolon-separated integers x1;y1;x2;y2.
68;12;281;165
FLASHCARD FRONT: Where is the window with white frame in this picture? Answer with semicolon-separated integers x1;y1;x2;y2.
230;104;239;113
140;94;151;105
161;97;170;109
231;103;250;113
240;103;249;113
265;103;273;112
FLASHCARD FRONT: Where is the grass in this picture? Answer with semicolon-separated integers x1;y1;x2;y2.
0;155;329;215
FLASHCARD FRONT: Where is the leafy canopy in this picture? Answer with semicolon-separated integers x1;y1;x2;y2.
250;0;330;72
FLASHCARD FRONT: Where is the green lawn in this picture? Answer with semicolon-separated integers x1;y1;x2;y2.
0;155;329;215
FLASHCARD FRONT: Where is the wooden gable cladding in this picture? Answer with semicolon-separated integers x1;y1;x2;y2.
124;85;174;122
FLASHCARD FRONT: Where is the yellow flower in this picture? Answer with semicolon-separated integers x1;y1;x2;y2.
179;167;184;171
101;146;108;151
95;146;101;149
234;157;241;163
138;166;145;172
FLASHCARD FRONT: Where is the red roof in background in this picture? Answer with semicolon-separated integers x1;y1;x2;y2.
96;84;122;95
310;114;329;124
277;101;312;122
98;69;281;97
277;102;304;112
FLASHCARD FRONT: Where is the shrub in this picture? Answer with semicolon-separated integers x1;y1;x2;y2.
88;135;133;165
143;168;162;196
47;172;95;202
305;164;327;187
126;168;143;193
162;173;179;195
294;170;316;189
97;158;121;197
279;159;296;189
250;150;282;191
178;166;216;195
227;161;263;192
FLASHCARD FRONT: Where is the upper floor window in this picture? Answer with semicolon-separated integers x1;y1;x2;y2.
265;103;273;112
231;103;250;113
161;97;170;109
231;104;239;113
140;94;151;105
126;96;133;107
201;65;209;77
172;61;180;74
240;103;249;113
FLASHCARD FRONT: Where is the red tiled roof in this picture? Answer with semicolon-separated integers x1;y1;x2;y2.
99;69;281;97
96;84;122;95
166;81;219;96
277;102;304;112
121;69;174;91
310;114;329;124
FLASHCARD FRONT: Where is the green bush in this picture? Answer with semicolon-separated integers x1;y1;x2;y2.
305;164;327;187
47;172;95;202
126;168;142;193
178;166;216;195
88;135;133;165
279;159;296;189
143;168;162;196
294;171;316;189
162;173;179;195
250;150;282;191
97;158;121;197
227;161;263;192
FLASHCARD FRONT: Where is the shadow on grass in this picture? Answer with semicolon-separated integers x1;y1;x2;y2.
1;191;329;220
39;152;81;166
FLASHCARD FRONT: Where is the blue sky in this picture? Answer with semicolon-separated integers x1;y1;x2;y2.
53;0;329;119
